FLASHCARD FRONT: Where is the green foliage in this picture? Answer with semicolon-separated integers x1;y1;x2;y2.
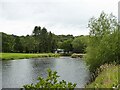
56;35;74;42
32;26;57;53
57;35;88;53
2;33;16;52
14;36;23;53
85;12;120;72
32;26;41;37
47;32;57;53
23;69;77;89
88;12;118;36
86;64;119;88
59;39;73;52
2;26;88;54
2;26;57;53
72;36;88;53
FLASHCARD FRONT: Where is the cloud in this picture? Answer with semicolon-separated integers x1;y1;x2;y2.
0;0;119;36
118;1;120;22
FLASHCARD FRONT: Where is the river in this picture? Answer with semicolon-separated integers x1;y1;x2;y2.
2;57;89;88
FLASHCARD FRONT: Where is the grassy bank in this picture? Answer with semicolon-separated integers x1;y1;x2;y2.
85;64;119;89
0;53;60;60
71;53;85;58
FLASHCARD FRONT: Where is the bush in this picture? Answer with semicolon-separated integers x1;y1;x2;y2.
23;69;77;89
84;12;120;72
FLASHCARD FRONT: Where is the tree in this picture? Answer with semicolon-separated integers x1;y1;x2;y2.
47;32;57;52
59;39;73;52
2;26;73;54
72;36;87;53
56;35;74;42
14;36;23;53
32;26;41;37
2;33;15;52
32;26;42;53
39;27;48;52
85;12;119;72
88;12;117;37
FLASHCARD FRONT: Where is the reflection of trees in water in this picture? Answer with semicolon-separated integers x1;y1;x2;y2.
31;58;56;78
2;58;89;88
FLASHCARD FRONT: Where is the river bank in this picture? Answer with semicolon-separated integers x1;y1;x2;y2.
85;64;119;89
0;53;60;60
0;53;86;60
71;53;85;58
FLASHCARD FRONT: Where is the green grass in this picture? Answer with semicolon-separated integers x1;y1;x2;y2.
0;53;60;60
85;64;120;89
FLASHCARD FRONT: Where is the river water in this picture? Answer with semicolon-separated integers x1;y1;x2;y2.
2;57;89;88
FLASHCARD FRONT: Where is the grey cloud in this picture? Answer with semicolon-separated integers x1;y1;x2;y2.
1;1;89;25
0;0;119;36
119;1;120;22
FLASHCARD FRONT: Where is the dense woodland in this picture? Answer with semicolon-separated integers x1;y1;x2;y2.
1;27;88;53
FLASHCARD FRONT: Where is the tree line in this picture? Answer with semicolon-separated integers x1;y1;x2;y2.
1;27;88;53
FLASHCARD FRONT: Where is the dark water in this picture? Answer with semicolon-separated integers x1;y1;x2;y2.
2;57;89;88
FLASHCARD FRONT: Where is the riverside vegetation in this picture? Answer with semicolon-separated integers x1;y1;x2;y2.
85;64;119;88
84;12;120;88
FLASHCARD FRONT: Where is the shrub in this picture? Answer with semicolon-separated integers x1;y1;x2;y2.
23;69;77;89
84;12;120;72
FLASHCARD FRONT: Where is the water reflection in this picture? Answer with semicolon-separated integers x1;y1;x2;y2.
2;57;89;88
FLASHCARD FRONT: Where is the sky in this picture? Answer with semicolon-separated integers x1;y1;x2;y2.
0;0;119;36
118;1;120;23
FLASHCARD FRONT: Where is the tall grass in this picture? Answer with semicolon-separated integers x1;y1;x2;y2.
85;64;119;88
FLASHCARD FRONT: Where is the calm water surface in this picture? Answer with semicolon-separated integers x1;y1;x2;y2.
2;57;89;88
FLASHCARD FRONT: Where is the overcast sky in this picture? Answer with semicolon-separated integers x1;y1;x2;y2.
0;0;119;36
